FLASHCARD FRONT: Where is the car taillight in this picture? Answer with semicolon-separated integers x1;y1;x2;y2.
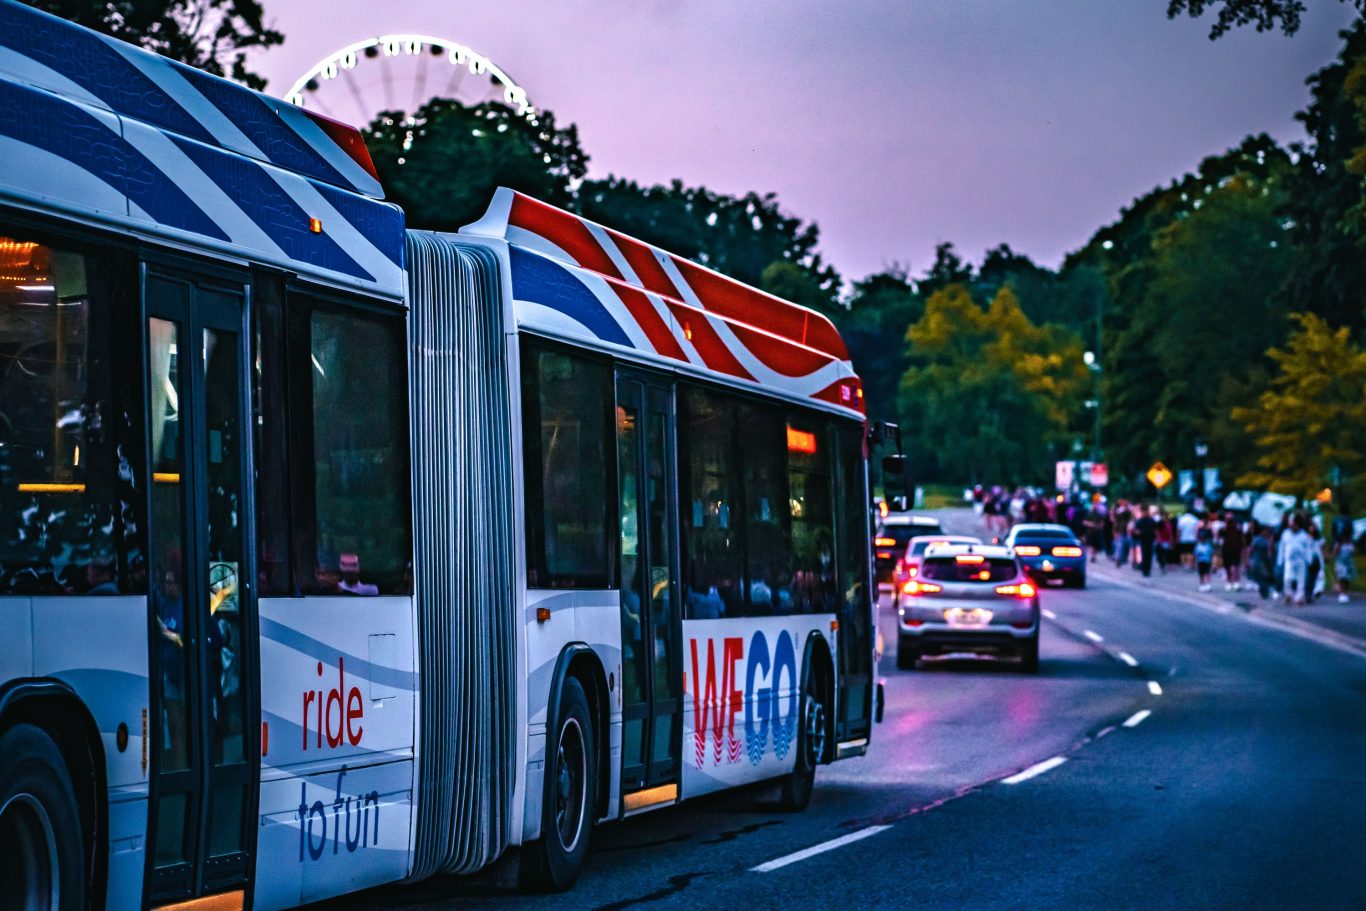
995;582;1037;599
875;537;897;547
955;554;985;564
1052;546;1083;557
1014;545;1041;556
902;580;942;595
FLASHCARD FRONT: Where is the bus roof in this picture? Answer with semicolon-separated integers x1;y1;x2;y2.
0;0;404;298
462;188;865;419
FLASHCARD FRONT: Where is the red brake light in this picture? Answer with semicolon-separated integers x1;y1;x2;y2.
1052;546;1083;558
995;581;1037;599
875;537;897;547
955;554;985;564
902;580;942;595
1014;545;1041;556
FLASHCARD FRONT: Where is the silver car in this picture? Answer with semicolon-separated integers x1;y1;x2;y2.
895;543;1041;672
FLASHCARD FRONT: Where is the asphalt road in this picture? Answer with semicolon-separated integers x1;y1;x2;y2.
315;546;1366;910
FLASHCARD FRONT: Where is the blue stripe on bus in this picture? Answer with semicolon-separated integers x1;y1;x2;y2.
509;246;634;348
0;2;216;146
175;67;358;193
0;81;228;241
169;135;376;283
313;182;404;268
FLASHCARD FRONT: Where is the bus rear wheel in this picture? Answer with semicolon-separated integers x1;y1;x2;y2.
0;723;85;911
774;674;826;812
523;677;595;892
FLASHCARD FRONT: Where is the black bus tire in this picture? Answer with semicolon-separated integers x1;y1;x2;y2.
0;723;86;911
524;677;595;892
774;671;826;812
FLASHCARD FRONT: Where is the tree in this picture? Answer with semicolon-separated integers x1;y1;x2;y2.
365;100;588;233
1166;0;1364;39
898;284;1088;484
838;268;923;425
575;177;841;311
1233;313;1366;506
1280;20;1366;333
915;242;974;299
28;0;282;89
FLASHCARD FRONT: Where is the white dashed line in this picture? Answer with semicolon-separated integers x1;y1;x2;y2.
1117;651;1139;667
1041;609;1057;620
1096;725;1117;738
1123;709;1152;728
751;825;892;872
1001;756;1068;785
1083;629;1104;643
1147;681;1164;696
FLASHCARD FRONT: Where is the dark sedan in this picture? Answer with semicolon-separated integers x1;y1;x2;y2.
1003;523;1087;588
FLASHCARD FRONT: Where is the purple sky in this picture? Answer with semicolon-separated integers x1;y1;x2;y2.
252;1;1359;282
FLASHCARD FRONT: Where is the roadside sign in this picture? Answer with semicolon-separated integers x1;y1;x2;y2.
1146;461;1172;490
1089;462;1108;487
1055;460;1074;491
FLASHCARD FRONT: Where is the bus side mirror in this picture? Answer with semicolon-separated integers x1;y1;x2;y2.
882;454;910;506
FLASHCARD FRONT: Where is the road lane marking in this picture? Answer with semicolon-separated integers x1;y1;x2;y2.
1147;681;1163;696
1118;651;1139;667
1084;629;1104;643
1123;709;1152;728
751;825;892;872
1001;756;1068;785
1042;609;1057;620
1097;725;1117;738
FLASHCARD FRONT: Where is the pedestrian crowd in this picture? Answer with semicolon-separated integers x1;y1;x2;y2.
970;485;1357;606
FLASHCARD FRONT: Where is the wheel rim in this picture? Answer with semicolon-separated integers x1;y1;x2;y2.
0;792;60;911
553;717;588;853
803;692;827;767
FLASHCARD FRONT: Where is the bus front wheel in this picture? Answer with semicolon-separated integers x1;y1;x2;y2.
524;677;596;892
0;723;86;911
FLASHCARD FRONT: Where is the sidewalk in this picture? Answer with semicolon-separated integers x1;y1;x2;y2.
927;507;1366;654
1088;553;1366;653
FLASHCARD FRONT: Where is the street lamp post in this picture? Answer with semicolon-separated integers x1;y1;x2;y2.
1083;350;1102;464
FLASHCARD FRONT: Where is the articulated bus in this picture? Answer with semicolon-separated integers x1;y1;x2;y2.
0;4;877;909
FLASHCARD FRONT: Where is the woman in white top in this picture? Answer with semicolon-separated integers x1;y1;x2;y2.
1277;517;1313;606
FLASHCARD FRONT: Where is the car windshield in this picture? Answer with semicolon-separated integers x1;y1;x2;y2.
1013;529;1077;542
920;557;1019;582
909;538;971;557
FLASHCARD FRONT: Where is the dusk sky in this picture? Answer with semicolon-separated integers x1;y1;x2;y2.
253;1;1359;283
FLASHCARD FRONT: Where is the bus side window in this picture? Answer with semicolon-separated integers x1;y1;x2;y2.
0;236;144;595
520;343;614;590
678;388;742;619
287;298;412;597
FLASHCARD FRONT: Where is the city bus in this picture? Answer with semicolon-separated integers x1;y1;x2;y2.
0;4;877;909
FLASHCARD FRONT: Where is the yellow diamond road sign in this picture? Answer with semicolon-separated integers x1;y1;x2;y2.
1146;461;1173;489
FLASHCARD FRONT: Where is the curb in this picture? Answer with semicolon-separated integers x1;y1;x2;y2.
1090;563;1366;660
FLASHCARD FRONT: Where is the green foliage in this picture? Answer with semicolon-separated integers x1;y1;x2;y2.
836;268;922;425
1281;20;1366;332
898;285;1088;485
27;0;282;89
575;177;841;312
1166;0;1363;39
365;100;588;233
1233;313;1366;505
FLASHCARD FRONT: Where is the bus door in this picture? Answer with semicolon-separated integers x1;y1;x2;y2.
615;373;682;811
144;268;258;907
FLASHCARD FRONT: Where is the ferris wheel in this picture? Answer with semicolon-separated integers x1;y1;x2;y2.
284;34;538;130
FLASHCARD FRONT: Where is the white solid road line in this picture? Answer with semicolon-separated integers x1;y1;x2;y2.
1001;755;1068;785
751;825;892;872
1123;709;1153;728
1118;651;1139;667
1084;629;1104;643
1042;608;1057;620
1148;680;1164;696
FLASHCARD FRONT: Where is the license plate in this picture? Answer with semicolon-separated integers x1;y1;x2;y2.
1041;560;1055;571
944;607;993;627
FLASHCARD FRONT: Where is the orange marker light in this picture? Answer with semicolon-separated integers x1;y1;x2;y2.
1014;545;1042;556
955;554;985;564
1052;546;1083;558
536;607;551;623
309;217;323;234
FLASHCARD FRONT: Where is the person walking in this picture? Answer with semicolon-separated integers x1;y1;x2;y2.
1278;515;1313;606
1248;524;1275;600
1194;532;1215;592
1155;510;1175;575
1114;501;1133;567
1135;505;1157;578
1220;512;1245;591
1177;507;1200;569
1305;525;1327;604
1333;520;1356;603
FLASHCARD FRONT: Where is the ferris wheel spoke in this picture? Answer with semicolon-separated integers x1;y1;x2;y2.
441;64;468;105
411;50;431;114
340;67;371;124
